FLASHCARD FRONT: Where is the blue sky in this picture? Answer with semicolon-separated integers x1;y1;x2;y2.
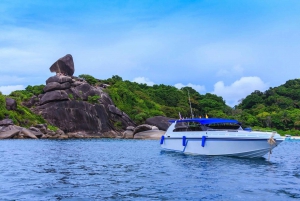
0;0;300;106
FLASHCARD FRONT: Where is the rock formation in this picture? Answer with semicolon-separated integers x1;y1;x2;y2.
145;116;174;131
120;124;166;139
5;98;17;110
133;129;165;139
133;124;165;139
0;118;14;126
1;54;170;140
50;54;74;76
0;118;67;139
123;126;134;139
25;54;136;138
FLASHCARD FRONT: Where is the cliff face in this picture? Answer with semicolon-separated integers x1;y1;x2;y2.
26;54;136;137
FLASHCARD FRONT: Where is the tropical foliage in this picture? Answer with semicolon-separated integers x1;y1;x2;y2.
233;79;300;135
1;74;300;135
100;76;231;124
101;76;300;135
0;86;47;128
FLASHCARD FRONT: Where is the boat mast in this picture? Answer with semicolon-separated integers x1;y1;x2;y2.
187;89;194;118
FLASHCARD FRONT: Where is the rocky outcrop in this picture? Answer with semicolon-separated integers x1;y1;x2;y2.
133;124;153;134
35;101;111;134
34;124;48;134
40;90;69;105
0;119;14;126
0;54;141;139
44;82;71;92
22;128;38;139
145;116;174;131
0;129;20;139
6;98;17;110
46;75;72;85
23;96;39;108
123;126;134;139
0;118;73;139
50;54;74;76
132;124;165;139
134;130;165;139
19;54;136;137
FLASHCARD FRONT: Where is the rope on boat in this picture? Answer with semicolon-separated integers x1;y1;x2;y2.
267;131;276;161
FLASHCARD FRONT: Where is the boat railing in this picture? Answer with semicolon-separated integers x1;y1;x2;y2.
207;129;238;132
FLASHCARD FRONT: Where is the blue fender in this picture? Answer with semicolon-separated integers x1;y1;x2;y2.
160;136;165;144
182;136;187;146
201;136;206;147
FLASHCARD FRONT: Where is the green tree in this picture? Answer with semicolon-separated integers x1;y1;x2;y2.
78;74;98;85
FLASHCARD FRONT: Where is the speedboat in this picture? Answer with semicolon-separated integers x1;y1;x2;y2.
160;118;284;158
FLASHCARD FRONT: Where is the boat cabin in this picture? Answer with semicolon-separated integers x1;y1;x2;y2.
170;118;243;132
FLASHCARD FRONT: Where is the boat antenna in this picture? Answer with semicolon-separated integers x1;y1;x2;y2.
187;89;194;118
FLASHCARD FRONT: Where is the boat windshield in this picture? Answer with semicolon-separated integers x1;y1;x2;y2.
173;121;203;132
172;119;242;132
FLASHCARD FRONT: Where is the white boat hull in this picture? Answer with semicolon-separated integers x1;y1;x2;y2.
161;137;284;158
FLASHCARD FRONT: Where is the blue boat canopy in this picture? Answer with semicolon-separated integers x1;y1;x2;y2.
169;118;241;125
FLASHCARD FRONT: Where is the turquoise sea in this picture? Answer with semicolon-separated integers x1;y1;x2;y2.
0;139;299;200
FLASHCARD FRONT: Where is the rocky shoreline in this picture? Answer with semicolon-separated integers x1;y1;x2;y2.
0;117;167;140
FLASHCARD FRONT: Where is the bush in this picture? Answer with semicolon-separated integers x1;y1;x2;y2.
48;125;58;132
113;121;123;130
25;85;45;95
87;95;100;104
78;74;98;85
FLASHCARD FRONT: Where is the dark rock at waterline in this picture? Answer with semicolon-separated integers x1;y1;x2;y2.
49;54;74;76
34;124;48;134
35;100;109;133
133;124;153;135
123;130;134;139
145;116;174;131
126;126;135;131
21;128;38;139
6;98;17;111
34;100;135;135
0;129;20;139
134;130;165;139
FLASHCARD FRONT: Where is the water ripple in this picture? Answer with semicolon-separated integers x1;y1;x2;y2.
0;139;299;200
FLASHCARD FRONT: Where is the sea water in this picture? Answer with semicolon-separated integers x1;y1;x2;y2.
0;139;299;200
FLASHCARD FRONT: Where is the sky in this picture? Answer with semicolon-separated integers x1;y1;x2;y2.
0;0;299;106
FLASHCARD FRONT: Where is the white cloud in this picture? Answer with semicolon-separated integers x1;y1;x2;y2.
174;83;206;93
0;85;25;95
212;76;268;107
132;77;155;86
